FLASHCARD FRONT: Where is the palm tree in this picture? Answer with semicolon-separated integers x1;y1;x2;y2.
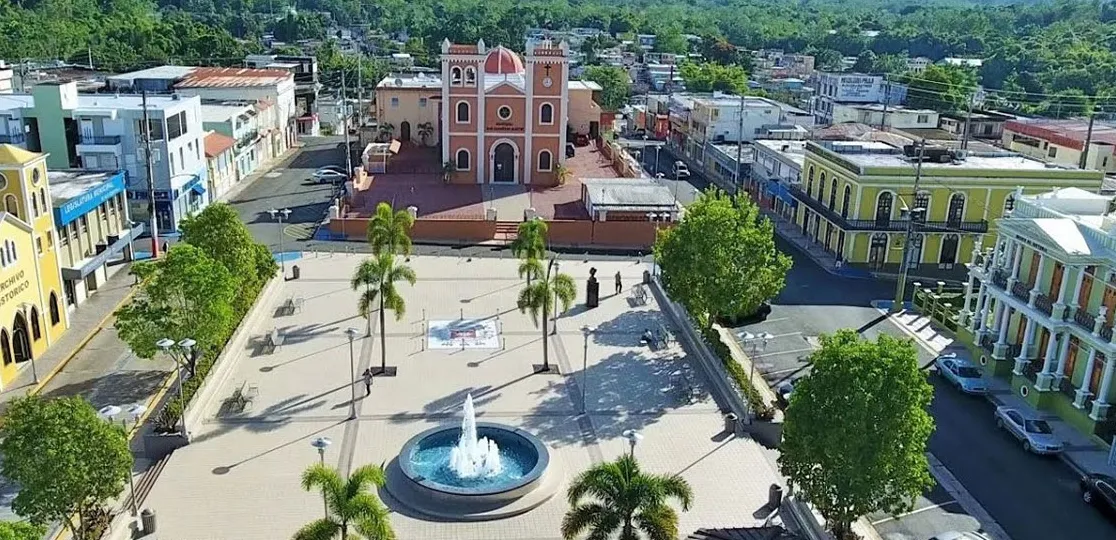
510;219;548;287
295;463;395;540
377;123;395;142
555;163;573;186
355;253;416;373
518;257;576;372
442;160;456;184
366;202;414;255
417;122;434;146
561;454;693;540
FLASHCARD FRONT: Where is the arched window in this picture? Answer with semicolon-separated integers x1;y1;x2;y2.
30;194;38;217
912;191;930;223
538;150;553;171
464;67;476;85
455;149;471;171
817;173;826;203
841;185;852;218
30;306;41;341
451;66;462;84
49;293;60;326
4;194;18;218
828;179;838;209
940;234;960;265
39;189;46;211
1004;194;1015;214
875;191;893;226
539;103;554;125
456;101;470;123
947;192;966;226
0;330;11;366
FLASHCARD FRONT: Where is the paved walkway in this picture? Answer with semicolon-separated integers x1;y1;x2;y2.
884;304;1116;479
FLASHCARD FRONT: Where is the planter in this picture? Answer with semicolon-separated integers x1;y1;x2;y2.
142;432;188;460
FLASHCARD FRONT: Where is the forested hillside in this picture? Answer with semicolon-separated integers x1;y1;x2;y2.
2;0;1115;111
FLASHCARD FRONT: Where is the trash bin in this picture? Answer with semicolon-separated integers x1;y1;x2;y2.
723;412;738;433
768;484;784;507
292;265;301;280
141;508;156;533
643;270;651;285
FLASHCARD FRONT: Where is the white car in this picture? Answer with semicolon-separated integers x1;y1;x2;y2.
930;532;991;540
673;160;690;179
934;353;988;394
311;169;348;184
994;406;1064;455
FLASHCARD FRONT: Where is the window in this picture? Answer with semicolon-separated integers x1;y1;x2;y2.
31;194;38;217
497;106;512;121
828;179;838;209
35;236;42;255
940;234;959;265
419;98;427;108
79;215;88;233
1004;194;1015;213
179;147;185;168
913;191;930;222
539;103;554;125
456;149;471;171
538;150;553;171
451;66;462;84
391;97;400;108
817;173;826;203
456;102;470;123
806;166;815;197
4;193;17;218
947;192;965;226
39;189;46;211
69;223;77;240
49;293;60;325
875;191;893;226
916;114;929;124
841;185;851;218
1048;146;1058;158
30;307;40;341
465;67;476;85
166;111;187;140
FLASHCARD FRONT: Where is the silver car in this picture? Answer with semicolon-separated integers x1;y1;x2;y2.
934;353;988;394
994;406;1064;454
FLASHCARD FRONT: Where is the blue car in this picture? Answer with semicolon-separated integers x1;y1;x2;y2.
934;353;988;395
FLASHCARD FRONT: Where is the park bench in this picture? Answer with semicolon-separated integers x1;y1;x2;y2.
279;297;306;316
657;322;675;346
266;328;285;353
224;381;259;414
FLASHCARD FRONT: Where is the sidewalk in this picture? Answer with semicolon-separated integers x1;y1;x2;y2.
883;304;1116;479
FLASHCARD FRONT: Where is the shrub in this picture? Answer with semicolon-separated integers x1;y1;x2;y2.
698;324;775;420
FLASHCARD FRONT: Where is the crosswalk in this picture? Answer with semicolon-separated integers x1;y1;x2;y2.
283;222;316;241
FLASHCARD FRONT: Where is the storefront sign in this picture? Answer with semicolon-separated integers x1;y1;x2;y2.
0;270;31;309
55;173;126;227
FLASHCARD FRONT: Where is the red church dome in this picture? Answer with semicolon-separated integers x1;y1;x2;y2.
484;46;525;75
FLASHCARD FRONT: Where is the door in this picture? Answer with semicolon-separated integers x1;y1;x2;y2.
1080;266;1096;311
589;121;600;139
400;121;411;142
939;234;959;265
869;233;888;270
1037;328;1050;362
493;143;515;183
1027;252;1041;287
11;313;31;363
1050;262;1064;299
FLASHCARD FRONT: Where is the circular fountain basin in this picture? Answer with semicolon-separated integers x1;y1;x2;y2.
385;422;559;520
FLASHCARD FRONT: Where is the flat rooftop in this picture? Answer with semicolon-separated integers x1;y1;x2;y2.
107;65;196;84
201;103;253;123
175;67;292;89
377;73;441;89
755;139;806;166
811;140;1075;172
582;178;676;211
47;169;120;204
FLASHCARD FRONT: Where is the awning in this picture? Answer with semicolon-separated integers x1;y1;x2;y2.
61;224;145;280
190;184;207;196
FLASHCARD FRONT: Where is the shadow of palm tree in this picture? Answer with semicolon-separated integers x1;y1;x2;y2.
192;388;344;445
588;309;671;347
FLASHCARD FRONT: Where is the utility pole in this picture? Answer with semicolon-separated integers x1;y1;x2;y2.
960;89;977;151
87;46;93;70
357;53;363;131
342;68;353;171
736;92;745;197
141;90;161;259
890;140;926;313
1079;110;1096;170
879;76;890;131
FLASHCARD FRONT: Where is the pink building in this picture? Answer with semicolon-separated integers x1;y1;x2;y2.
441;39;569;186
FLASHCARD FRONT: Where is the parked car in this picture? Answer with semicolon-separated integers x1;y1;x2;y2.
1080;473;1116;516
673;160;690;179
934;353;988;394
311;169;348;184
317;165;348;174
775;381;794;407
929;532;991;540
994;406;1064;454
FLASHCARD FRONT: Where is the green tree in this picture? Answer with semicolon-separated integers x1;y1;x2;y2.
561;454;693;540
510;219;548;288
679;62;748;94
366;202;415;255
899;64;978;113
0;396;132;540
779;330;935;539
116;244;236;360
354;253;416;373
295;463;395;540
517;257;575;372
0;522;46;540
654;28;689;55
655;189;791;327
852;50;877;73
179;202;277;313
581;65;631;111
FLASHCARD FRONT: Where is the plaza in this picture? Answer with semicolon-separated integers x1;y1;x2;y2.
142;253;785;539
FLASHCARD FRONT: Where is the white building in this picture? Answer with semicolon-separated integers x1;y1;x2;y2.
906;57;932;73
0;61;14;94
830;103;939;129
751;139;805;219
814;72;907;125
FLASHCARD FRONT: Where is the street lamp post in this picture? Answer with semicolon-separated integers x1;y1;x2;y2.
646;213;663;277
268;208;293;278
581;326;594;413
157;337;195;439
622;429;644;458
742;332;774;383
344;327;360;420
97;405;141;516
548;258;560;336
310;436;333;518
17;302;38;384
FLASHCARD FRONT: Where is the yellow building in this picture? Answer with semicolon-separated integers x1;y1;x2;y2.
792;140;1105;278
0;144;69;389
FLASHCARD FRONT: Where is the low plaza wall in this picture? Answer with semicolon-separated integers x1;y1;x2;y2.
327;216;665;249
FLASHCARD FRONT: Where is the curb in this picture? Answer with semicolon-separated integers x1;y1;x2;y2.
27;287;140;398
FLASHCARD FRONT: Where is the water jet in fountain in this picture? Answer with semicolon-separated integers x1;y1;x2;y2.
448;394;503;478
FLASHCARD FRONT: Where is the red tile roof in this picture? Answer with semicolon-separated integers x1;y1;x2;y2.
1005;119;1116;151
175;67;292;89
204;132;236;157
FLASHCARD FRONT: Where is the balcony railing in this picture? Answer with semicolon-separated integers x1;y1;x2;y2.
1101;325;1113;342
1034;293;1054;317
1010;281;1030;303
991;269;1008;289
787;185;989;233
1022;360;1039;383
979;333;996;353
1058;376;1077;401
79;135;122;145
0;133;26;144
1072;306;1115;341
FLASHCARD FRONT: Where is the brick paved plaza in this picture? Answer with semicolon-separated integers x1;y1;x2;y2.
142;253;784;539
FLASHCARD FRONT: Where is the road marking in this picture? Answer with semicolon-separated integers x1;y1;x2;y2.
761;317;791;323
869;500;962;525
765;365;811;376
927;453;1013;540
770;331;803;339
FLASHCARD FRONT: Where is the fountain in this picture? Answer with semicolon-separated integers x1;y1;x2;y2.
448;394;503;478
385;395;560;521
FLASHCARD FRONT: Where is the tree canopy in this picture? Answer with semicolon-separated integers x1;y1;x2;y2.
580;65;630;112
679;62;748;95
0;396;132;540
779;330;935;539
179;203;277;313
655;189;791;326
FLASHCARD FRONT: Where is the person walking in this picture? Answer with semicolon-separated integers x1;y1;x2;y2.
615;271;623;295
362;368;373;396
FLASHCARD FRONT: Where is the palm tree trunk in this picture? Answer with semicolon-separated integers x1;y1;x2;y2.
541;296;549;371
379;292;387;372
365;283;372;336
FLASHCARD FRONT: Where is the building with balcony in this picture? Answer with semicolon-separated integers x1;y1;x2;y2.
1002;118;1116;173
201;102;263;180
245;54;321;136
174;68;297;161
751;139;805;220
49;168;141;308
793;140;1105;279
938;110;1014;141
960;187;1116;440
